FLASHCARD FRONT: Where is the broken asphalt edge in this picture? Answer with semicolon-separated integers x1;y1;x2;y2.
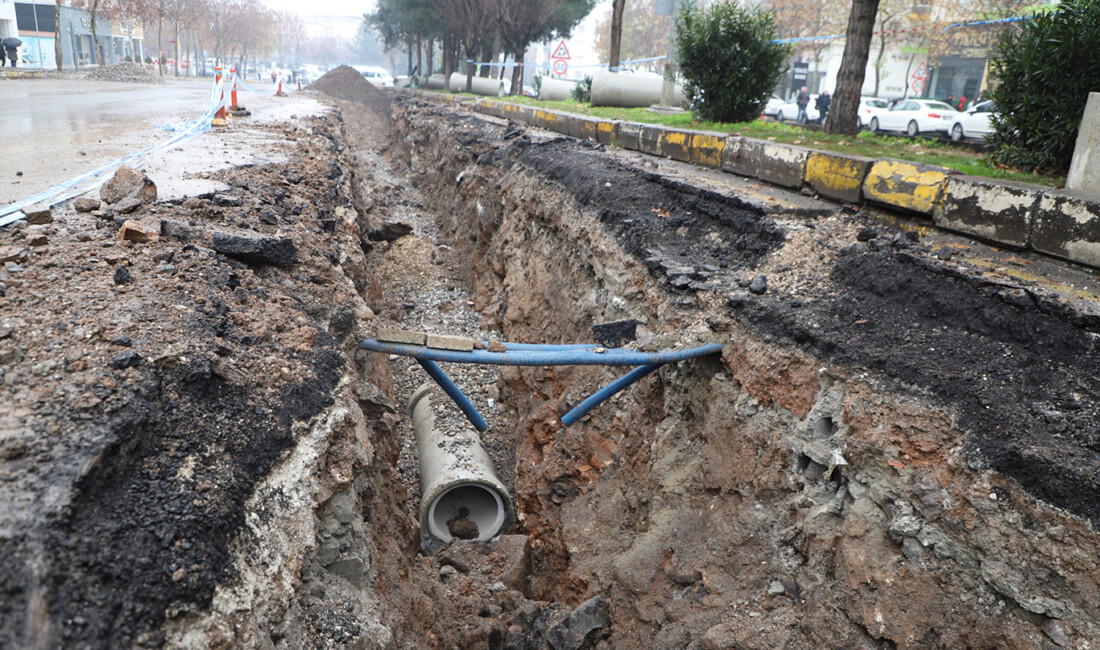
404;88;1100;272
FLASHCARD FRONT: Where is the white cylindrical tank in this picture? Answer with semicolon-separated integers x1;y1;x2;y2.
448;73;505;97
409;385;512;543
590;69;684;108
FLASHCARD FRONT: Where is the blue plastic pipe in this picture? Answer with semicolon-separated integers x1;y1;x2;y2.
561;363;662;426
417;359;489;432
360;340;724;367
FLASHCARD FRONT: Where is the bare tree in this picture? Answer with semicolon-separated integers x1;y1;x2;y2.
432;0;496;92
825;0;880;135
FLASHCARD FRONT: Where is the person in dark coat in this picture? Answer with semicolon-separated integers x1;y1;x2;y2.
815;90;831;125
796;86;810;124
0;48;6;68
2;37;20;68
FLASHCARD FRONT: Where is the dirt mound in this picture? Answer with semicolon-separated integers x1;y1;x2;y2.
87;62;162;84
309;65;390;115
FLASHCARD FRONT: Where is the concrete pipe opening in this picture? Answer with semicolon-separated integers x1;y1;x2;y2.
426;482;508;543
409;384;514;543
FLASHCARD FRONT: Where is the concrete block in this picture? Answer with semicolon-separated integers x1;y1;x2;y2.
688;132;727;168
23;203;53;224
594;119;619;145
719;136;745;175
499;102;536;126
636;124;664;157
657;128;693;162
617;122;643;151
1032;191;1100;268
1067;91;1100;193
863;159;952;215
117;219;160;243
473;98;497;117
722;138;809;189
576;117;606;142
804;151;873;203
377;329;426;346
426;333;475;351
932;175;1043;248
534;108;562;132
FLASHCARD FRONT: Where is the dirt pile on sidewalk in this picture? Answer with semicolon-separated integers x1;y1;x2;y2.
87;62;163;84
309;65;390;116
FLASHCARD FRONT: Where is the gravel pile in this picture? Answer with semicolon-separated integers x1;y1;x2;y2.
87;62;163;84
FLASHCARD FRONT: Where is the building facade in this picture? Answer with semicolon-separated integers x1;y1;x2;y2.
1;0;142;69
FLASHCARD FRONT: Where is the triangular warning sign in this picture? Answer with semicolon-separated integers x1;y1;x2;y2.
551;40;570;60
913;62;927;78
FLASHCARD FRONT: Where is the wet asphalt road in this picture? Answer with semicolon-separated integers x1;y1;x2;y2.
0;78;214;205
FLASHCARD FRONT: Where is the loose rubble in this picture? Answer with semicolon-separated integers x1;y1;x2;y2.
86;61;163;84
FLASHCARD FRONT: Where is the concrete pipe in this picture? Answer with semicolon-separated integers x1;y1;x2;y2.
448;73;504;97
539;77;578;102
424;73;447;90
409;384;513;543
590;69;684;108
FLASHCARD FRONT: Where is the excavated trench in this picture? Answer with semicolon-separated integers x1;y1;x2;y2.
3;69;1100;650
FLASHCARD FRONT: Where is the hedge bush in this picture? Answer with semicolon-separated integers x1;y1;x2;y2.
675;1;789;123
989;0;1100;173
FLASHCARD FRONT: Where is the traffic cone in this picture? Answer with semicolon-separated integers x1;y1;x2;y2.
213;67;227;126
229;69;250;117
276;77;286;97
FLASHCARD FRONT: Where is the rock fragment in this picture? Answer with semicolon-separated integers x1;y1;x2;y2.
23;203;53;224
100;165;157;210
211;232;297;266
73;198;101;213
113;266;132;285
591;319;638;347
369;219;414;242
108;349;142;369
546;596;610;650
118;219;160;243
749;275;768;295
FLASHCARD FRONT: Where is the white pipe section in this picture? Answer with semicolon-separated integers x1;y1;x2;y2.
590;69;684;108
448;73;505;97
409;384;512;543
539;77;578;101
424;73;447;90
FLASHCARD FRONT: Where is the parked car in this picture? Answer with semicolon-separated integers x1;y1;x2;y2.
868;99;958;136
949;100;996;142
774;93;819;123
354;65;394;87
857;97;890;128
763;95;785;118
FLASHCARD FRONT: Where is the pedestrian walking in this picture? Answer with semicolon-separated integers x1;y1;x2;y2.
796;86;810;124
0;47;6;68
815;90;831;125
2;37;21;68
271;70;277;85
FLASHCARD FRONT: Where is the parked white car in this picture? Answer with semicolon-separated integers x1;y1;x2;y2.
774;94;819;123
949;100;996;142
868;99;958;136
857;97;890;128
763;95;785;118
355;65;394;87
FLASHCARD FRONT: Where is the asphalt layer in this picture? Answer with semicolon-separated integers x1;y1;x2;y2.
507;126;1100;528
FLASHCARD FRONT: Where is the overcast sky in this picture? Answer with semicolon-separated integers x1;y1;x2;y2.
263;0;376;18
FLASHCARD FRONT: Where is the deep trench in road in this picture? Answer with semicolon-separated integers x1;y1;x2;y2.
2;68;1100;649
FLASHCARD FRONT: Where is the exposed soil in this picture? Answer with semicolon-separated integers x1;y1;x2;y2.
1;68;1099;650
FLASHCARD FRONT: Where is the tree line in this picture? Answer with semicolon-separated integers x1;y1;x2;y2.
52;0;305;77
367;0;596;94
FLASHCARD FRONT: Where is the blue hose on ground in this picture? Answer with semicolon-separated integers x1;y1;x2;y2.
360;340;724;367
363;339;723;430
418;359;489;432
561;363;662;426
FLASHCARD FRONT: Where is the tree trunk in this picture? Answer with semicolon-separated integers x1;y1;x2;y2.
407;36;413;76
427;38;434;76
511;50;523;96
465;44;476;92
609;0;626;71
53;0;62;71
157;16;164;75
415;33;422;79
873;31;886;97
90;0;101;67
174;21;180;77
825;0;879;135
